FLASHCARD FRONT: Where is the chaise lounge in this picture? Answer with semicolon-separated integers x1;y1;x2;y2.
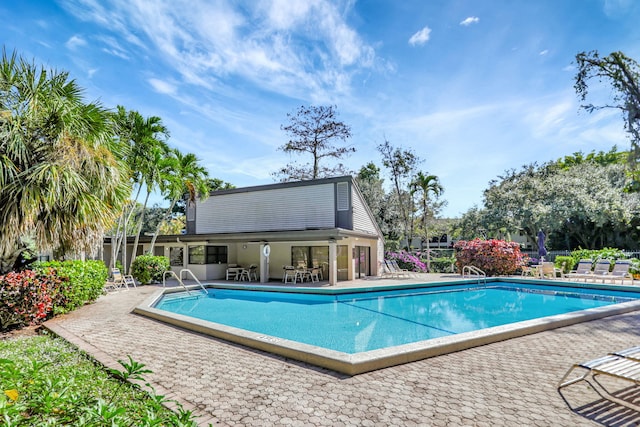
591;259;634;284
105;268;136;291
564;259;593;281
558;346;640;410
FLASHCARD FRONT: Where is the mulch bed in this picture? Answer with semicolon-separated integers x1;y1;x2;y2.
0;325;42;340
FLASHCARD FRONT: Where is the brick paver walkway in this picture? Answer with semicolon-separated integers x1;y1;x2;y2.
45;279;640;426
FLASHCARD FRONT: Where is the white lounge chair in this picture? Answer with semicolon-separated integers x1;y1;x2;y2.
387;260;411;278
564;259;593;281
105;268;136;291
558;347;640;410
592;260;634;284
582;259;613;283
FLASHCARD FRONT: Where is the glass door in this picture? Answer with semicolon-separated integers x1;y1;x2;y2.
354;246;370;278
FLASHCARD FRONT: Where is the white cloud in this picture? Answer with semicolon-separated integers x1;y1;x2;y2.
409;26;431;46
60;0;376;101
65;35;87;50
539;49;549;56
148;78;177;95
460;17;479;26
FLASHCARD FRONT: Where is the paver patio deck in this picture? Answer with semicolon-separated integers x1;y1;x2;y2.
45;275;640;426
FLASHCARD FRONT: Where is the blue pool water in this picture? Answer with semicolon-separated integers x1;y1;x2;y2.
154;282;638;354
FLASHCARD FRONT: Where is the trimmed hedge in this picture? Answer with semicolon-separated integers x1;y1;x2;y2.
35;260;107;315
1;261;107;332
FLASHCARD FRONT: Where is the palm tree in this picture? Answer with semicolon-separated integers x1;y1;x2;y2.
149;149;210;253
0;49;129;272
110;106;170;272
411;172;444;272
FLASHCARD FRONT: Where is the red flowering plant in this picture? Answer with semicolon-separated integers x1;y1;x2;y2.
385;251;427;272
0;270;55;332
454;238;525;276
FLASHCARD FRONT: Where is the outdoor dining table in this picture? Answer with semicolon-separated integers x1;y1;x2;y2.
226;266;246;280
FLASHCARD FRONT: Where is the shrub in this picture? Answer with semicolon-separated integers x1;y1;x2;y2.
454;239;524;276
385;251;427;272
34;260;107;315
429;256;456;273
0;270;54;331
629;258;640;275
131;255;170;285
554;256;575;274
570;248;627;264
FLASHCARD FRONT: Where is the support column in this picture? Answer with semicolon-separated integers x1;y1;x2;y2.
329;240;337;286
260;243;270;283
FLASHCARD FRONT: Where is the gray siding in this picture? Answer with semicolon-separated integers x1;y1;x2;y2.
196;183;336;233
352;187;379;234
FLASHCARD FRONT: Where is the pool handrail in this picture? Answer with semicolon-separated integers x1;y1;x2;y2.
462;265;486;285
162;269;207;295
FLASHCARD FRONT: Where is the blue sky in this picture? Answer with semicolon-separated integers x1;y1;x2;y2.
2;1;640;217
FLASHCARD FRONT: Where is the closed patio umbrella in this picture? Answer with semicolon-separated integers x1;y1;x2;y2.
537;230;547;260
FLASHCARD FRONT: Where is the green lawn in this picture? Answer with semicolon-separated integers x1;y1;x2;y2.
0;333;200;426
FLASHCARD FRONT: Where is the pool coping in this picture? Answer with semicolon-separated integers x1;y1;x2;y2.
133;278;640;375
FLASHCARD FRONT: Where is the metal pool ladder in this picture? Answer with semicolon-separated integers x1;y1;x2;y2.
162;269;207;295
462;265;486;285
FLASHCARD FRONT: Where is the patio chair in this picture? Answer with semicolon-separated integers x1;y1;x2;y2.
105;268;135;291
538;262;563;279
309;267;321;282
283;266;296;283
592;260;634;284
583;259;613;282
237;268;250;281
312;263;324;280
389;260;411;278
247;264;258;281
564;259;593;281
381;260;396;278
558;349;640;410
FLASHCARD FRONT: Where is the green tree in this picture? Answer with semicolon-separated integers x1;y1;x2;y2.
575;51;640;183
410;172;444;270
377;140;422;246
476;157;640;249
110;106;170;272
149;150;210;253
274;105;354;181
356;162;403;240
0;49;129;272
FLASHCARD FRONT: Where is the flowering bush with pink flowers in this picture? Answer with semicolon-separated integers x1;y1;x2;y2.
386;251;427;272
454;239;524;276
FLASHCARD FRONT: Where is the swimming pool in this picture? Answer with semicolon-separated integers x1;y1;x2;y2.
135;279;640;375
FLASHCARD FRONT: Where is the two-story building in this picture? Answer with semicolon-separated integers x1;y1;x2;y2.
104;176;384;285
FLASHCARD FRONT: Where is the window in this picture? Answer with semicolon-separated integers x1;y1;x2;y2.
292;246;330;279
169;247;183;267
336;182;349;211
188;245;228;264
